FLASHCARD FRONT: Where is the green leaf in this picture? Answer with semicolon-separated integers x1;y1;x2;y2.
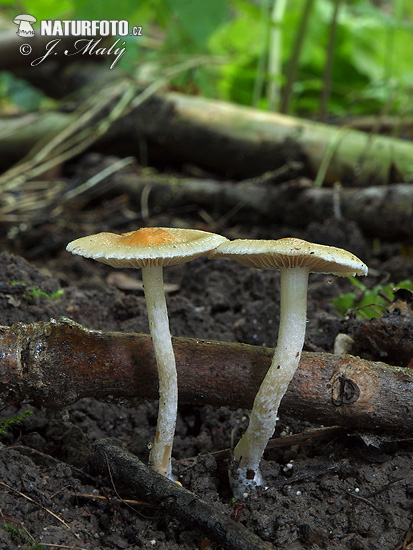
165;0;229;49
334;291;357;317
17;0;72;20
0;73;50;111
0;410;32;437
72;0;140;21
396;280;413;292
334;279;413;319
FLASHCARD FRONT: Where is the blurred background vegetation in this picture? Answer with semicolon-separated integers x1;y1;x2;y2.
0;0;412;120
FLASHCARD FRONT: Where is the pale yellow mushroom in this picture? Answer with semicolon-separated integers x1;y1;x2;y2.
67;227;228;480
211;237;368;497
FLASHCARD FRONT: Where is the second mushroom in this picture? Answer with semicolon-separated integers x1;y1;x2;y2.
210;237;368;497
67;227;228;480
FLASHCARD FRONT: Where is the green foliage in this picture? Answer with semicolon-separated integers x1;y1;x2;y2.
27;287;63;301
334;278;413;319
165;0;229;50
10;281;63;301
0;409;33;437
14;0;72;19
0;0;412;117
3;523;45;549
71;0;140;21
210;0;413;114
0;73;54;112
210;0;264;104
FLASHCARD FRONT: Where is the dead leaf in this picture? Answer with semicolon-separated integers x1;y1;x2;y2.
106;273;180;293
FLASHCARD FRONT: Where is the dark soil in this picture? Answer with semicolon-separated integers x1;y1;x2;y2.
1;155;413;550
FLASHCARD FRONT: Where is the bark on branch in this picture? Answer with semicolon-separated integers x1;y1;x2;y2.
1;317;412;435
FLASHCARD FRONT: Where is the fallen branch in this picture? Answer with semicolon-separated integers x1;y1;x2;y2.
3;157;413;239
114;172;413;240
89;438;274;550
133;91;413;185
1;317;412;435
2;65;413;184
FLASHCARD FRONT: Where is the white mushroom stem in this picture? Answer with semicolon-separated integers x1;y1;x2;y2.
230;265;309;497
141;264;178;480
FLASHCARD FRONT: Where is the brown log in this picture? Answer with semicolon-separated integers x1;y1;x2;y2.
1;317;412;435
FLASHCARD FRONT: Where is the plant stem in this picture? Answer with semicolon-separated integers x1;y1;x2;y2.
319;0;342;121
267;0;287;111
252;0;271;108
280;0;314;114
142;264;177;479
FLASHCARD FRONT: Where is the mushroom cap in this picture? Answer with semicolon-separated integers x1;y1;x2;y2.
13;14;37;23
67;227;229;268
210;237;368;277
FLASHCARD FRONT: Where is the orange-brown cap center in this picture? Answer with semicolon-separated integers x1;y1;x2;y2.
119;228;177;247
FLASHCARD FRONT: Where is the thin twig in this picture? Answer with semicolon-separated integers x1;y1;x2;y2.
60;157;135;203
211;426;346;461
0;516;36;544
73;492;153;507
342;488;382;514
365;478;403;500
0;481;84;543
41;545;89;549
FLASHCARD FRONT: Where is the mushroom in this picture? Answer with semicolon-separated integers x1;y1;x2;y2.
13;14;37;37
210;237;368;497
67;227;228;479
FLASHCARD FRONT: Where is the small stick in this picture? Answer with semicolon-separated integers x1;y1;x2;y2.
89;438;274;550
0;481;83;542
211;426;346;462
